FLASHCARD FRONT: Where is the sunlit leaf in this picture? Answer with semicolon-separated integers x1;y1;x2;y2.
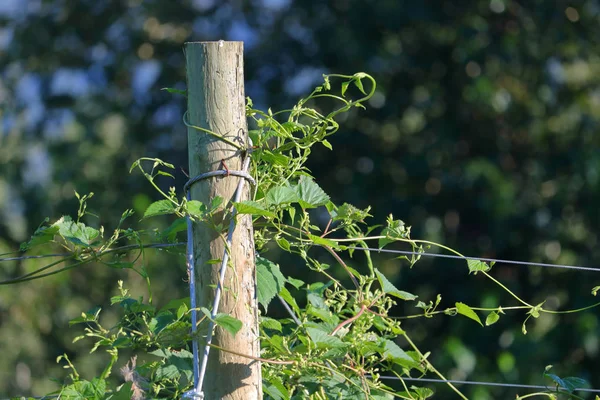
144;200;177;218
306;327;346;349
214;313;242;336
485;311;500;326
467;259;491;274
455;302;482;326
257;257;286;311
266;186;299;205
297;176;330;208
54;216;101;247
375;269;417;301
233;201;276;218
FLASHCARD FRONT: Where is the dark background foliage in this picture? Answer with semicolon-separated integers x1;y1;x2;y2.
1;0;599;398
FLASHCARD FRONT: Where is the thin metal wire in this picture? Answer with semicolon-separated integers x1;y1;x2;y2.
183;153;253;399
183;169;255;193
373;375;600;394
185;189;200;393
343;246;600;273
0;243;183;263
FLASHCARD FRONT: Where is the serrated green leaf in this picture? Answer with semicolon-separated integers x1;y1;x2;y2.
332;203;371;222
306;327;346;349
379;215;409;248
256;257;286;311
233;201;276;218
266;186;299;205
307;304;337;324
455;302;483;326
485;311;500;326
263;378;290;400
155;364;180;380
411;386;434;399
53;216;101;247
281;121;305;134
214;313;242;336
467;259;491;274
375;269;417;300
297;176;330;208
380;339;417;368
186;200;206;218
144;200;177;218
261;317;283;332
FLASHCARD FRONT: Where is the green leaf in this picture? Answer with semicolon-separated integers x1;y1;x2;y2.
306;327;347;349
260;150;290;166
306;304;337;324
109;382;133;400
144;200;177;218
307;233;340;249
161;87;186;96
281;121;305;134
155;364;180;380
177;303;188;319
341;81;350;96
287;277;304;289
214;313;243;336
261;317;283;332
186;200;206;218
528;301;545;318
297;176;330;208
233;201;276;218
276;237;291;252
279;286;301;316
375;269;417;301
467;259;492;274
332;203;371;222
266;185;299;205
322;139;333;150
69;307;101;325
380;339;417;368
378;215;409;248
160;217;187;241
159;297;190;312
485;311;500;326
353;76;366;94
53;216;101;247
455;302;483;326
256;257;287;311
60;378;106;400
592;286;600;296
20;221;59;250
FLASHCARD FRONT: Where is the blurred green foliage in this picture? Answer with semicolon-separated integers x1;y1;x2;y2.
1;0;599;398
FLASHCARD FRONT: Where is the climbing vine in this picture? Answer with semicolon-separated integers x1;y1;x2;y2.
7;73;597;400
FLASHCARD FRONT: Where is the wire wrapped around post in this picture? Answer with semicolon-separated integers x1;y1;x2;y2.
182;154;255;399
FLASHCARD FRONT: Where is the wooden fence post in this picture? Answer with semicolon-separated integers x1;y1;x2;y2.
185;41;261;399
